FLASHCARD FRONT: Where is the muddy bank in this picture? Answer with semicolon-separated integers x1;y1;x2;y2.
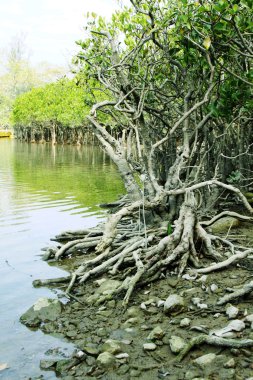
21;223;253;380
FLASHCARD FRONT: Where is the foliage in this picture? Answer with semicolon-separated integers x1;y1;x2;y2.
11;77;110;130
73;0;252;193
0;35;64;127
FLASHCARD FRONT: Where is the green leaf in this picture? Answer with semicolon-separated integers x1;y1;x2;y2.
167;223;173;235
203;36;211;49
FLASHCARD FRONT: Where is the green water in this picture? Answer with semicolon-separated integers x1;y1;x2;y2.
0;139;124;380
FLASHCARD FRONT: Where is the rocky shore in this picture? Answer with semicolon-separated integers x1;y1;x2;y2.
21;221;253;380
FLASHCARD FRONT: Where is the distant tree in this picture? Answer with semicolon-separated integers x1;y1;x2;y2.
0;34;64;127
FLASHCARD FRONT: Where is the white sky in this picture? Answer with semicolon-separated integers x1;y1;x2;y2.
0;0;129;68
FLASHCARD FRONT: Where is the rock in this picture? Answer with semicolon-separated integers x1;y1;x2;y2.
198;275;208;283
180;318;191;327
169;336;186;354
107;299;116;308
184;369;201;380
245;314;253;323
193;353;217;369
226;305;239;319
87;279;121;303
101;339;122;354
224;358;236;368
55;359;73;374
96;352;116;368
192;297;201;305
164;294;185;314
20;297;62;327
96;279;121;295
210;283;218;293
117;364;130;375
147;326;164;341
143;343;157;351
167;278;179;288
40;359;56;369
115;352;129;359
126;306;142;318
157;300;165;308
197;303;208;309
123;317;141;327
82;344;100;356
211;217;240;233
182;273;197;281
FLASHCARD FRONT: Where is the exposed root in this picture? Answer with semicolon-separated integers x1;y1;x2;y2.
39;185;253;306
217;280;253;306
193;248;253;274
200;211;253;228
176;334;253;362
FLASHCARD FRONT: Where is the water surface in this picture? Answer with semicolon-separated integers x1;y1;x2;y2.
0;139;124;379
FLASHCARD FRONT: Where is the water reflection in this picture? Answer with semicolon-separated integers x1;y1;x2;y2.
0;139;124;379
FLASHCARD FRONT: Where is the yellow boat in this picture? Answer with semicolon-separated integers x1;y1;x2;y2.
0;131;12;138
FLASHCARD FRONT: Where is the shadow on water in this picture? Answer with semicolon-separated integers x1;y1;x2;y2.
0;139;124;379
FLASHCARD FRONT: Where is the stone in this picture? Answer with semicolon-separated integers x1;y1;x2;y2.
40;359;56;369
143;343;157;351
83;344;100;356
126;306;142;318
224;358;236;368
115;352;129;360
226;305;239;319
117;364;130;375
164;294;185;314
20;297;62;327
184;369;201;380
169;335;186;354
102;339;122;354
147;326;164;340
96;352;116;368
210;284;218;293
193;353;217;369
107;300;116;308
96;279;121;295
55;359;73;374
123;317;141;327
211;217;240;233
180;318;191;327
245;314;253;323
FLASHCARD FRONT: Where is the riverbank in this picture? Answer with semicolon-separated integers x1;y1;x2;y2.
21;221;253;380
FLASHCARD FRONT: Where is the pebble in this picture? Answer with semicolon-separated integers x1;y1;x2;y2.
198;275;208;283
169;336;186;354
164;294;185;314
224;358;235;368
143;343;157;351
101;339;121;354
197;303;208;309
180;318;191;328
193;353;217;368
210;283;218;293
192;297;201;305
115;352;129;360
157;300;165;308
147;326;164;340
226;305;239;319
96;352;116;368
